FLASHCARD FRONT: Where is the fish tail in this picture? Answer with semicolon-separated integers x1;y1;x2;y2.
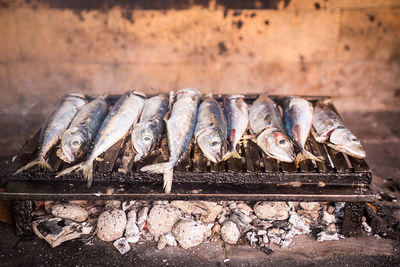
140;162;174;194
295;149;322;166
14;157;52;175
55;163;84;177
82;163;94;187
222;150;241;160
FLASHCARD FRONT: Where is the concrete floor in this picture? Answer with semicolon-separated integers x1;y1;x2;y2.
0;110;399;266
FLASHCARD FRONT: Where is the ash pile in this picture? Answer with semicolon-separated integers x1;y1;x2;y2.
32;200;351;253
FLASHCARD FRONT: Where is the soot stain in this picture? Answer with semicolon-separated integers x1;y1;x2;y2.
368;14;375;22
344;44;350;51
233;20;243;29
218;41;228;55
264;20;269;25
121;9;134;24
73;10;85;21
314;2;320;9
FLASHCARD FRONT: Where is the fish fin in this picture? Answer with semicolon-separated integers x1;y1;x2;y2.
14;157;52;175
141;162;174;194
222;150;241;161
55;163;84;178
81;163;94;187
140;162;171;173
163;168;174;194
56;161;94;187
295;150;323;166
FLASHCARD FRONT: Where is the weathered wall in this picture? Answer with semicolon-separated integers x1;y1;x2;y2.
0;0;399;118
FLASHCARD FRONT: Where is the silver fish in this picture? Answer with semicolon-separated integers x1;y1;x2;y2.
282;96;321;166
14;93;86;174
141;88;201;193
249;94;295;162
58;95;108;163
57;91;145;186
312;101;366;158
194;95;227;163
222;95;249;160
131;94;169;162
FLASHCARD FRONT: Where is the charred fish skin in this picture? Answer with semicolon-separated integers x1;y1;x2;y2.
141;88;201;193
312;102;366;158
14;93;87;174
195;96;227;163
58;95;108;163
282;96;321;165
222;95;249;160
57;91;145;186
131;94;169;162
249;94;295;163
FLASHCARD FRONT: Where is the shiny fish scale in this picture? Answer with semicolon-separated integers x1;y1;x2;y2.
39;94;87;158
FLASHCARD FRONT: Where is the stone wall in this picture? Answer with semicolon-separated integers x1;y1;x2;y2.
1;0;399;117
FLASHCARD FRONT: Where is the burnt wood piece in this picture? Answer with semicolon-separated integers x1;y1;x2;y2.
193;143;208;173
210;160;226;172
47;144;63;172
175;142;193;172
281;161;297;173
244;141;262;172
308;136;331;173
8;130;40;170
342;202;364;237
118;138;135;174
262;153;279;172
326;146;350;173
98;138;125;172
13;200;33;236
348;156;370;172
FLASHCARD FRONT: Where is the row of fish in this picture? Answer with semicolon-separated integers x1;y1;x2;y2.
15;89;366;193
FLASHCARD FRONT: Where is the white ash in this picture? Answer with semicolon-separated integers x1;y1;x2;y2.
326;223;337;234
362;221;372;233
254;202;290;220
246;231;258;246
147;204;181;239
113;237;131;254
171;201;223;223
125;215;140;244
104;200;121;210
157;235;167;250
317;232;343;242
51;204;89;223
221;221;241;244
97;209;127;242
228;212;252;234
165;232;177;246
122;201;136;212
137;206;149;229
299;202;320;211
323;211;337;225
172;220;211;249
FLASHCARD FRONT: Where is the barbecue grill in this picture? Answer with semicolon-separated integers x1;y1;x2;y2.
1;94;376;237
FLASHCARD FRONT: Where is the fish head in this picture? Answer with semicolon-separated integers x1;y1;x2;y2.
257;130;295;162
131;126;156;161
197;131;224;163
330;127;366;158
61;127;87;163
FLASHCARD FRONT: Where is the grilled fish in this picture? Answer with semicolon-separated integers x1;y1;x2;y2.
312;101;366;158
282;96;321;166
58;95;108;163
14;93;86;174
57;91;145;186
141;88;201;193
249;94;295;162
131;94;169;162
194;95;227;163
222;95;249;160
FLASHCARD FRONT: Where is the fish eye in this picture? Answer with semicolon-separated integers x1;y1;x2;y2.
142;135;153;143
211;140;220;147
279;139;286;145
71;139;81;147
352;138;360;143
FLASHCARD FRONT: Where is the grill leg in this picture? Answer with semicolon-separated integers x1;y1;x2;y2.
13;200;33;236
341;202;364;237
